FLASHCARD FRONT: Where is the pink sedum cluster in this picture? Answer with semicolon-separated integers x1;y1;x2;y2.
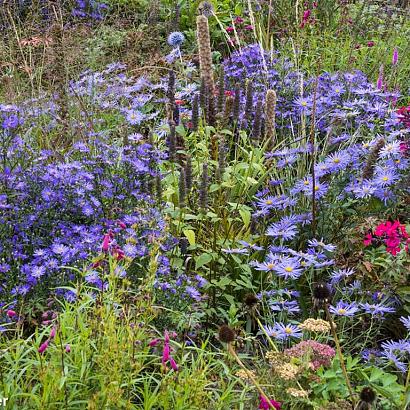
284;340;335;370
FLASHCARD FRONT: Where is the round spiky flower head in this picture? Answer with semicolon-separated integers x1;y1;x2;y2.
218;325;235;343
313;282;331;305
167;31;185;48
198;1;214;17
360;387;376;404
244;293;259;307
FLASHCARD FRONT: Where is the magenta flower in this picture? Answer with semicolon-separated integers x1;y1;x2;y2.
50;327;56;339
162;342;170;364
65;344;71;353
259;395;281;409
6;309;17;318
169;357;179;371
101;230;113;252
392;48;398;65
38;340;49;354
149;338;160;347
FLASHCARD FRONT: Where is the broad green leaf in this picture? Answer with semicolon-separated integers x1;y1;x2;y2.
195;253;212;269
183;229;195;246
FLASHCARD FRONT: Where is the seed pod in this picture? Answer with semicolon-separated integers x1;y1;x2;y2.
168;124;176;162
222;95;234;126
265;89;277;143
244;81;253;123
199;162;209;211
252;97;263;142
191;95;199;131
185;154;193;191
217;138;226;181
217;67;225;113
218;325;235;343
179;168;186;208
199;77;207;111
362;138;385;180
232;85;241;124
207;93;216;126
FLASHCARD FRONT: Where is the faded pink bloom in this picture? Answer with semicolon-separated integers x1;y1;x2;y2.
285;340;335;370
244;24;253;30
6;309;17;318
234;16;244;24
65;344;71;353
50;327;56;339
38;340;49;354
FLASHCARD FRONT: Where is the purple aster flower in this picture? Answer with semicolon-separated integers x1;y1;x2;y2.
266;221;298;241
125;109;145;125
275;323;303;340
307;238;336;252
400;316;410;331
330;268;355;285
360;302;395;317
329;301;359;317
273;257;304;280
374;166;399;187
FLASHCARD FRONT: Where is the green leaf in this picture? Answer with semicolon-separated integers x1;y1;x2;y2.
239;209;251;228
195;253;213;269
183;229;195;246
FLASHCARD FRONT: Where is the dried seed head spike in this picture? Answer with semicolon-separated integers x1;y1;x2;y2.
196;15;215;96
265;89;277;143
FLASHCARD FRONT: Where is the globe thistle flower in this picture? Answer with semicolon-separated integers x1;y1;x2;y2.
198;1;214;17
218;324;235;343
167;31;185;48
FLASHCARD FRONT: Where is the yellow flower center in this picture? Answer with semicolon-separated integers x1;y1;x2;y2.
303;180;309;185
382;176;389;181
284;266;293;272
266;199;273;205
301;101;307;107
338;308;347;315
285;327;293;334
267;263;274;270
314;186;320;191
333;158;340;164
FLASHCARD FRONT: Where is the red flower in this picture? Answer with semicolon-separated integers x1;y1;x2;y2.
175;99;185;105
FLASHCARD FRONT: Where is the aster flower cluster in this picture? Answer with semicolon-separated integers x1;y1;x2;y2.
71;0;108;21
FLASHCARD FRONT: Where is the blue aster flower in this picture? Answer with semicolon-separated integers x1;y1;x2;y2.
400;316;410;332
275;323;303;340
360;302;395;317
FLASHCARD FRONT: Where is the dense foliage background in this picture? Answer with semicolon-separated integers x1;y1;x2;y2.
0;0;409;409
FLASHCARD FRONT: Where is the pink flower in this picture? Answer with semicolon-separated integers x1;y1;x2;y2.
101;231;113;252
392;48;398;65
367;41;375;47
244;24;253;31
234;16;244;24
162;342;170;364
38;340;49;354
6;309;17;318
363;233;373;246
117;220;126;229
285;340;335;370
226;26;234;33
149;338;160;347
169;357;179;371
164;330;170;343
259;395;281;409
65;344;71;353
49;327;56;339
